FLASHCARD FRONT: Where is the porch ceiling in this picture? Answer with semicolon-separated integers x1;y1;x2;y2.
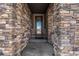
28;3;49;13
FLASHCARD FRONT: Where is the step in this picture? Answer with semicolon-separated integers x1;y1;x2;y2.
29;39;47;43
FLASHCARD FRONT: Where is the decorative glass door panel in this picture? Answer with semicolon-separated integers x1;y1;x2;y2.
35;16;43;34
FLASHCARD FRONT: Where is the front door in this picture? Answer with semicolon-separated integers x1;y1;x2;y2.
35;16;43;35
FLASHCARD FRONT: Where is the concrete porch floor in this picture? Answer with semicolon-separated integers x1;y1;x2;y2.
21;39;54;56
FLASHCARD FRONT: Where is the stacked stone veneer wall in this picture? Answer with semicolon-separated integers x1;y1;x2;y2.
46;4;54;43
47;3;79;56
47;3;61;55
0;3;31;56
59;3;79;56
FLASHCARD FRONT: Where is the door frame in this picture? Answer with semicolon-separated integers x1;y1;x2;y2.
33;14;44;35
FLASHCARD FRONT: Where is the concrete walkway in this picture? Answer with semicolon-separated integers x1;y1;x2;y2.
21;39;54;56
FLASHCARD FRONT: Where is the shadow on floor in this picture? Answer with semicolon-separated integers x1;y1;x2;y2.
21;39;55;56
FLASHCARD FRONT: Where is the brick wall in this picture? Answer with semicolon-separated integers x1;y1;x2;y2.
0;3;31;56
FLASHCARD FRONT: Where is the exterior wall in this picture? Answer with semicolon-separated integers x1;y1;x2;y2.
47;3;61;55
47;3;79;56
46;4;53;43
59;3;79;56
0;3;31;56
